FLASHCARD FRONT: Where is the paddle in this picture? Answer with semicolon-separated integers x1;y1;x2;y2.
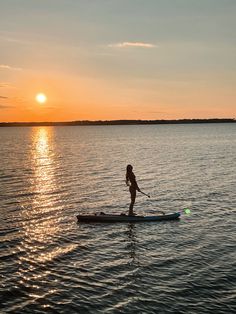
139;190;150;198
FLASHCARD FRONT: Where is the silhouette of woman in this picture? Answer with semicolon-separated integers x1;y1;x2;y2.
126;165;140;216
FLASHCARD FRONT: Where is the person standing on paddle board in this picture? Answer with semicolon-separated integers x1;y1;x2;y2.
126;164;140;216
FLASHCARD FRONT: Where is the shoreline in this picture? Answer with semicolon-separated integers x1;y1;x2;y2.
0;119;235;127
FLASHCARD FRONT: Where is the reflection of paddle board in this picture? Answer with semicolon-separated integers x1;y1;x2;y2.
77;212;180;223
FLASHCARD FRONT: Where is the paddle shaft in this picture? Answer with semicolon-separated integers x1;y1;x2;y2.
140;190;150;198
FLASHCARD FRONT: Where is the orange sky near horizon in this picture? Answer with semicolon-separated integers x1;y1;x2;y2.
1;69;235;122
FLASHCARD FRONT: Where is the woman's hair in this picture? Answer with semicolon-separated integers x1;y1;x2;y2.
126;164;133;185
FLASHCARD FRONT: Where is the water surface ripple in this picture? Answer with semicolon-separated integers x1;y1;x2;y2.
0;124;236;313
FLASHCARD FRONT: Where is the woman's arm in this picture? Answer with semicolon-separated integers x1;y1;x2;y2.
132;174;140;191
135;181;140;192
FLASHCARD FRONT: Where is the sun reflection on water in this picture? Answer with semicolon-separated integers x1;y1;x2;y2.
32;127;55;196
19;127;69;266
16;127;78;306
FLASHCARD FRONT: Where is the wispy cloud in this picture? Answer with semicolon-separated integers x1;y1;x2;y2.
0;64;22;71
109;42;157;48
0;104;13;109
0;96;8;99
3;36;25;44
0;82;16;89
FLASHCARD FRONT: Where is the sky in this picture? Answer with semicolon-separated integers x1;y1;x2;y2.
0;0;236;122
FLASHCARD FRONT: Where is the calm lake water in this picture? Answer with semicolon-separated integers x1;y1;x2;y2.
0;124;236;313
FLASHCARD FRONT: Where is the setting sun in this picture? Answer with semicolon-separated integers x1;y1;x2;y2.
36;93;47;104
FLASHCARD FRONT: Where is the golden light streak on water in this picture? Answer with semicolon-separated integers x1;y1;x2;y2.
19;127;65;265
32;127;55;197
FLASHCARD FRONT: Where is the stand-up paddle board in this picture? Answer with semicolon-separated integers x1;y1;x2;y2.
77;212;180;223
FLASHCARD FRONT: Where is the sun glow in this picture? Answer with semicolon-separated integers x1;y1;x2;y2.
36;93;47;104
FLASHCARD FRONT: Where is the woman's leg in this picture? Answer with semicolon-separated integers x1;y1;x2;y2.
129;188;136;215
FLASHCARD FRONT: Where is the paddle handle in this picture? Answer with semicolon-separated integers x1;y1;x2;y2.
140;190;150;198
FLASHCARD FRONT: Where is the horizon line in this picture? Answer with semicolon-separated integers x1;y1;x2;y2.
0;118;235;127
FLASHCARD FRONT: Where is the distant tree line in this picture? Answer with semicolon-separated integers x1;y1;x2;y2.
0;118;235;127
